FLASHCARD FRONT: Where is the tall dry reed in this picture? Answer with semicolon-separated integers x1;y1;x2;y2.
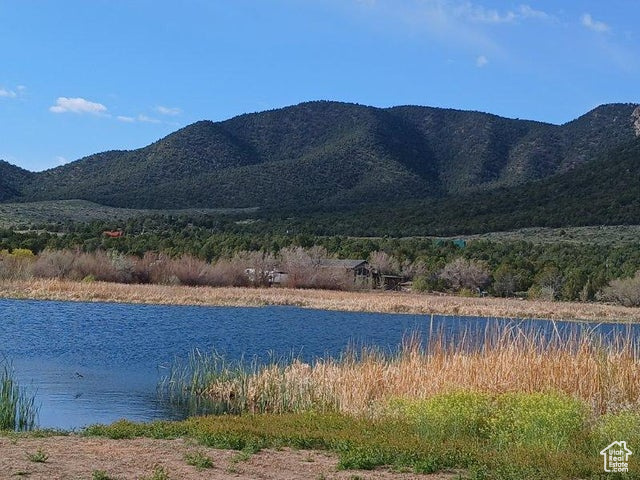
171;325;640;416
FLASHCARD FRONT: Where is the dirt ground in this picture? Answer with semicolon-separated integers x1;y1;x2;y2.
0;436;457;480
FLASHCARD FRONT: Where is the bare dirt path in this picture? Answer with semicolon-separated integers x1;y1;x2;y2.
0;436;456;480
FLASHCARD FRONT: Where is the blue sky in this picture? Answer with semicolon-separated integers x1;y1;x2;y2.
1;0;638;171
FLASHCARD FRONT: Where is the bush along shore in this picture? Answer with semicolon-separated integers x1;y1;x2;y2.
0;238;639;306
82;326;640;479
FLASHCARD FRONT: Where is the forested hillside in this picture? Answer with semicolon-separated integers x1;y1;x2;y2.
2;101;638;213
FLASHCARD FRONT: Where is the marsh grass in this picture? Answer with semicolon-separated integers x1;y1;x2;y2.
163;324;640;417
0;361;38;431
3;279;640;323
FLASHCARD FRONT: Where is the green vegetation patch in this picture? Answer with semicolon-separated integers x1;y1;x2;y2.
84;393;640;479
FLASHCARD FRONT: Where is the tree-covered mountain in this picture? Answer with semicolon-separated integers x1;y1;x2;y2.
0;161;33;202
3;101;638;211
272;137;640;236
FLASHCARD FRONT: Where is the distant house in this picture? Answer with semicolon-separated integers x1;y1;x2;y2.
103;230;124;238
245;268;289;286
268;270;289;286
318;259;371;284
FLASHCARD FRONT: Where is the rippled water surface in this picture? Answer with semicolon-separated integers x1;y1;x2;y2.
0;298;637;429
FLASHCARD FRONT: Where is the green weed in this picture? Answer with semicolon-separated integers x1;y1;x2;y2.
184;450;213;470
26;448;48;463
91;470;115;480
139;465;169;480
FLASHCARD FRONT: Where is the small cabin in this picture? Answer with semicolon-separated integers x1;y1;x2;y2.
318;259;371;283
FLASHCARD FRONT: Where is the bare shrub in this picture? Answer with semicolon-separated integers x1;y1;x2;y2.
208;258;250;287
279;246;318;288
170;255;216;286
73;251;132;283
439;258;490;292
129;252;172;284
0;252;34;280
599;272;640;307
32;250;77;279
278;246;350;289
369;251;400;275
234;251;277;287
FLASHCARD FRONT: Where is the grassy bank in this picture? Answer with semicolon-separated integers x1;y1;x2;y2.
1;278;639;323
82;400;640;479
93;328;640;479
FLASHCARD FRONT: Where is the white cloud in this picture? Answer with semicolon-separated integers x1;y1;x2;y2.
137;114;161;124
117;115;136;123
455;3;515;24
581;13;609;33
518;5;550;20
0;87;18;98
155;105;182;116
55;156;68;165
476;55;488;67
49;97;108;115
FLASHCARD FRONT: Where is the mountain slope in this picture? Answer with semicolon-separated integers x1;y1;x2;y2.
3;101;639;212
0;161;33;202
288;137;640;236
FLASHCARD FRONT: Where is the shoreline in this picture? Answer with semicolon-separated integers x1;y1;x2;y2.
1;279;638;323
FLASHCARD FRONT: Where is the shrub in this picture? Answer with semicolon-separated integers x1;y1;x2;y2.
32;249;76;279
368;251;400;276
0;253;34;280
439;258;490;292
487;392;588;451
594;410;640;449
600;271;640;307
169;255;215;286
390;391;492;441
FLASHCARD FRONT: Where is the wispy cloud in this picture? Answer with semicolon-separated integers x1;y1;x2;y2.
581;13;609;33
476;55;488;67
49;97;108;115
517;5;551;21
354;1;553;25
350;1;555;61
0;85;26;99
0;88;17;98
137;114;161;124
117;115;136;123
454;3;516;24
55;156;68;165
155;105;182;116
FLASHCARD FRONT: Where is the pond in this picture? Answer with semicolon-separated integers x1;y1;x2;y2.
0;298;637;430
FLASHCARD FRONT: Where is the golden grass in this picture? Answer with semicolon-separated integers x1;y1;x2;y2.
199;329;640;416
0;278;639;323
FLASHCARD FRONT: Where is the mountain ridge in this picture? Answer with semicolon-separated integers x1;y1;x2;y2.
1;101;638;220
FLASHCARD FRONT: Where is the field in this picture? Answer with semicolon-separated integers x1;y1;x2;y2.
0;199;256;227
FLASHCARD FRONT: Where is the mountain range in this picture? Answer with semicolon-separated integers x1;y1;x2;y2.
2;101;639;233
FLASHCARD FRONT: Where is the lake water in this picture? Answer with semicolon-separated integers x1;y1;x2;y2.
0;298;637;430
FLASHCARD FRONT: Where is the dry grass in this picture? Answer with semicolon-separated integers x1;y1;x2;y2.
194;328;640;416
0;278;639;323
